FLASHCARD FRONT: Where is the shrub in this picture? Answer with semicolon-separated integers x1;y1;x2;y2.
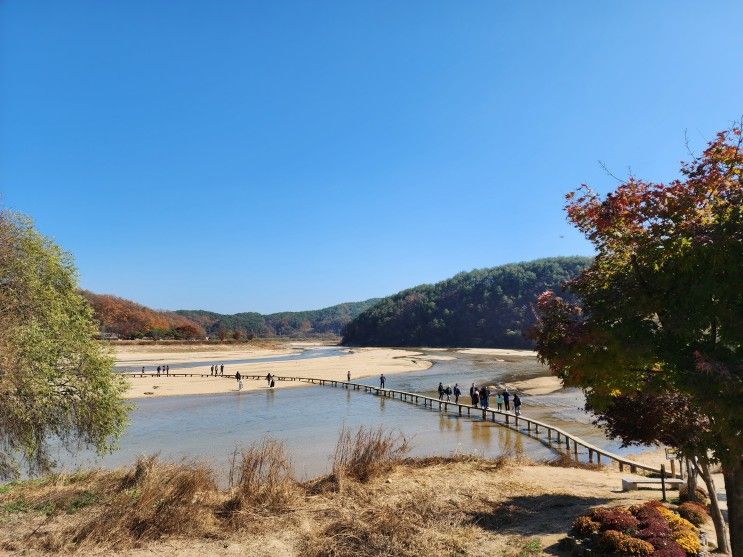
221;439;297;524
332;426;409;483
590;507;639;534
677;502;708;526
599;530;654;557
678;484;708;505
572;515;601;537
637;519;672;541
650;541;687;557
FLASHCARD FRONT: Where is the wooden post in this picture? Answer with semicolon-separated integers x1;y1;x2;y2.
661;464;667;502
589;449;594;463
630;465;637;473
574;441;578;456
596;453;601;465
670;459;676;478
458;405;462;416
547;429;552;442
505;413;510;425
482;409;486;420
619;462;624;472
491;411;495;422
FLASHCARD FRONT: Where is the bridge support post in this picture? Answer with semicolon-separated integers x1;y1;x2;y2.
589;449;594;463
482;409;486;420
505;414;509;425
619;462;623;472
597;453;601;465
458;405;462;416
574;442;578;457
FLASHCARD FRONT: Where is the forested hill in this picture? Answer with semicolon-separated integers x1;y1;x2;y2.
83;291;379;340
175;299;380;340
341;256;592;348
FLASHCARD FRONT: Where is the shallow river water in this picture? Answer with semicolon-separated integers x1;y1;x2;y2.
57;348;636;480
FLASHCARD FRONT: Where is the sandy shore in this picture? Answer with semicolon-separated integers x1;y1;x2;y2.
457;347;537;357
121;345;431;399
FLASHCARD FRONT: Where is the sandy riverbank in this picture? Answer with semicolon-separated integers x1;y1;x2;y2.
121;345;432;399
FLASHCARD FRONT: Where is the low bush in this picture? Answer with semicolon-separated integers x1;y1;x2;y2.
678;484;708;505
637;519;672;541
572;515;600;537
590;507;639;534
645;536;686;557
677;502;708;526
599;530;654;557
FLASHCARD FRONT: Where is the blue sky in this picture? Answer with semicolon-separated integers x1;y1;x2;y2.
1;2;741;314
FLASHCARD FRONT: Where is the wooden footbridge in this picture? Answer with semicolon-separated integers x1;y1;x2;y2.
126;371;680;478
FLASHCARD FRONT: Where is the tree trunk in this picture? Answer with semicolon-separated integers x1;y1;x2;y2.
688;458;698;495
723;458;743;557
698;460;730;554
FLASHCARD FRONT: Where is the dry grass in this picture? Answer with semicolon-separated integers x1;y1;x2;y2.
0;430;663;556
220;439;298;525
331;425;410;484
540;451;604;471
71;456;219;550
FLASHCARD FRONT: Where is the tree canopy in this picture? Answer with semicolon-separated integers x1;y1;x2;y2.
532;125;743;556
342;257;592;348
0;210;129;479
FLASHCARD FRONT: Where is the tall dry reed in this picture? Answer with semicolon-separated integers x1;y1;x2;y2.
332;425;409;483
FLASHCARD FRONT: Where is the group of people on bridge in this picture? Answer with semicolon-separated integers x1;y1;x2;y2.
233;371;275;391
468;383;521;415
210;364;225;376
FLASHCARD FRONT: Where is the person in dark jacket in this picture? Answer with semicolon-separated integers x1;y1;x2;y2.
503;389;511;412
453;383;461;404
438;382;445;400
513;393;522;416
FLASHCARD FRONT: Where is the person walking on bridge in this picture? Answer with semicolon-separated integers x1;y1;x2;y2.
503;388;511;412
453;383;461;404
495;392;504;411
380;374;386;388
479;385;489;409
235;371;243;390
513;393;521;416
438;382;445;400
347;370;351;382
266;372;272;387
471;388;480;407
220;363;224;376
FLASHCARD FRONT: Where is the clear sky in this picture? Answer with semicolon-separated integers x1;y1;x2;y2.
1;2;741;314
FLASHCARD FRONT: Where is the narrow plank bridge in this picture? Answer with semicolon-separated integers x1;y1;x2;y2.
126;371;679;478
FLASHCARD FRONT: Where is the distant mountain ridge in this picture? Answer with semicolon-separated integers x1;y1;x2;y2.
82;290;379;340
341;256;592;348
83;256;591;344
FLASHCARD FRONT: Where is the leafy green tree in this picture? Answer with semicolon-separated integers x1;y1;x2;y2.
533;126;742;556
0;210;129;479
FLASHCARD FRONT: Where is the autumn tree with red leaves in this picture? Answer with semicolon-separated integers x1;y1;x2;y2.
533;124;743;556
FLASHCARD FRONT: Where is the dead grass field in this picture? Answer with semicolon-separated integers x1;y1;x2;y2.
0;429;707;556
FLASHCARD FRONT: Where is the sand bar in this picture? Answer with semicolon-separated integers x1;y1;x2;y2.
122;346;431;399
